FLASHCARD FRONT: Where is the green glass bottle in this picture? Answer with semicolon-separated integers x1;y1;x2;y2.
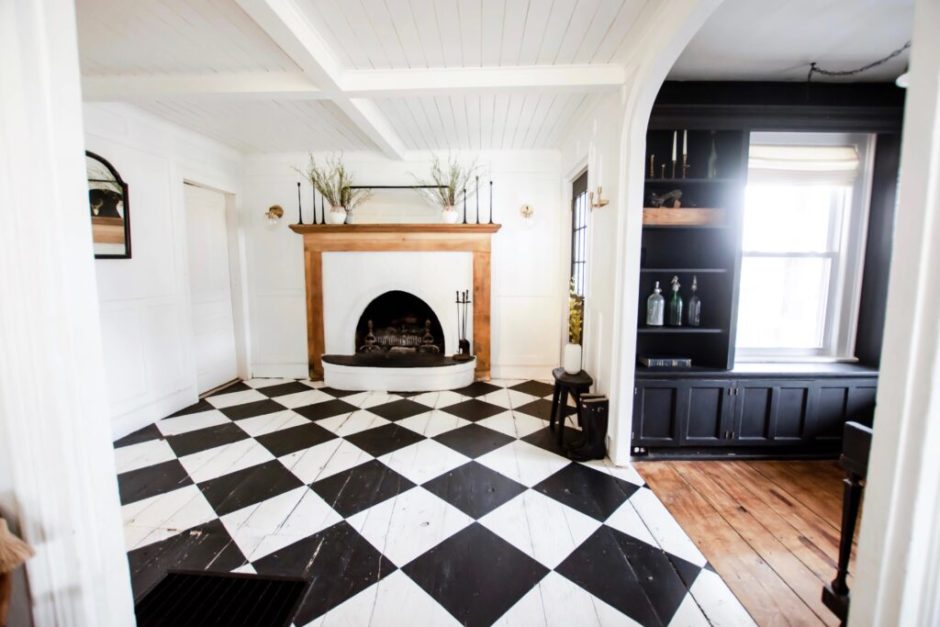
688;275;701;327
668;275;683;327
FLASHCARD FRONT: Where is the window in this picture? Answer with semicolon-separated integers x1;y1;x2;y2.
736;133;873;360
570;170;589;298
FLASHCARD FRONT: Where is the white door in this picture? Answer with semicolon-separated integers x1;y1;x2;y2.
185;184;238;393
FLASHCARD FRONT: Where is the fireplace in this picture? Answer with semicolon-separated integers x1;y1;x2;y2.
356;290;444;355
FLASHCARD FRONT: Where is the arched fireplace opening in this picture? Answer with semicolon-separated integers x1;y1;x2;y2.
355;290;445;355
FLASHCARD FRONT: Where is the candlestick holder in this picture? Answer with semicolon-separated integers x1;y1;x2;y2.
649;155;655;179
682;157;690;179
660;164;666;179
670;160;676;180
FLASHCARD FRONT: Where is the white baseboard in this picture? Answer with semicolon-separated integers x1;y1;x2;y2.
251;362;310;379
111;387;197;441
490;364;557;381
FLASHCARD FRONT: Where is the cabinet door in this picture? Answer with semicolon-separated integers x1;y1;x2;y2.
772;381;813;443
680;380;734;446
731;379;813;446
633;380;682;447
810;378;878;442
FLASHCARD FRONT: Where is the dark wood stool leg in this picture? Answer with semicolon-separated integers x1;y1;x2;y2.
549;383;561;432
556;388;570;446
823;471;864;623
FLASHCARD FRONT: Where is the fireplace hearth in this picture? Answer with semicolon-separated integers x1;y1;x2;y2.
355;290;444;355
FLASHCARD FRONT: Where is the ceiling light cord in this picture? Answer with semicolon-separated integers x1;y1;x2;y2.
806;41;911;82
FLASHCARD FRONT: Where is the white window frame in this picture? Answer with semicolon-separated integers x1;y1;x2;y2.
736;132;876;362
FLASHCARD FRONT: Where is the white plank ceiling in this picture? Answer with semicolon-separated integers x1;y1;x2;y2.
297;0;648;69
75;0;913;154
76;0;300;74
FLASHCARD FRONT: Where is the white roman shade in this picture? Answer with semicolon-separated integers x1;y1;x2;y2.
748;144;860;185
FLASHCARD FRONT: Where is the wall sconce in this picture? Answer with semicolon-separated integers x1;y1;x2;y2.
264;204;284;225
520;203;534;222
589;187;609;209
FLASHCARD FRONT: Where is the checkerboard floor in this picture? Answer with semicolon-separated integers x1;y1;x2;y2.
114;378;754;626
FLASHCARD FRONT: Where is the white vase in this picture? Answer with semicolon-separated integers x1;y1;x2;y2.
327;207;347;224
563;343;582;375
441;206;459;224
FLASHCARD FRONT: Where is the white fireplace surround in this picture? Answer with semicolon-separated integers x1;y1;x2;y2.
322;251;473;355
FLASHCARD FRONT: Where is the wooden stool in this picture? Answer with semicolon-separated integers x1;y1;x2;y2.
550;367;593;446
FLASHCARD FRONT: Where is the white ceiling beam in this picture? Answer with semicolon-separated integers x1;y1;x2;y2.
339;65;626;97
82;72;325;101
234;0;406;159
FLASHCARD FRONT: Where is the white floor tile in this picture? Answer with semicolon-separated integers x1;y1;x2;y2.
205;388;268;409
123;484;216;533
274;388;335;409
281;438;373;483
114;438;176;474
156;410;230;436
479;490;600;569
476;411;546;439
604;500;658;548
578;458;646;487
476;439;570;487
688;569;756;627
347;487;473;567
395;410;470;437
629;488;708;567
316;410;390;437
668;594;712;627
231;563;257;575
179;438;275;484
245;378;293;389
378;439;471;485
236;410;308;437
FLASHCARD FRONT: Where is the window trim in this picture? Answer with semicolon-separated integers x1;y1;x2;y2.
736;132;875;362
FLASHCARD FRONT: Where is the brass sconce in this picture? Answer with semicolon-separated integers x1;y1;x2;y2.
520;203;534;222
264;204;284;225
589;187;609;209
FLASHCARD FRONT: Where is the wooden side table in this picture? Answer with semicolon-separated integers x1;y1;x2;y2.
549;367;593;446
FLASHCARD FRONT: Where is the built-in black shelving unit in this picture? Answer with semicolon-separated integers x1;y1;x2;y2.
635;127;747;371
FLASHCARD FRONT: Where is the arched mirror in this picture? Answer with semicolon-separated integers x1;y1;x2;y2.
86;151;130;258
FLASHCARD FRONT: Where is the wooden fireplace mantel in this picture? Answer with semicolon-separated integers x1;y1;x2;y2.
289;223;502;380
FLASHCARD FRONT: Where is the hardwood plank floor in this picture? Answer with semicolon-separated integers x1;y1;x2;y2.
636;460;856;627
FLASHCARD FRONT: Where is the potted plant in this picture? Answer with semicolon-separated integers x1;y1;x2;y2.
301;154;371;224
564;279;584;374
417;155;478;223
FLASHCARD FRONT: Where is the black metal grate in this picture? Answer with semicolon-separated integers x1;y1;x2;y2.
135;570;308;627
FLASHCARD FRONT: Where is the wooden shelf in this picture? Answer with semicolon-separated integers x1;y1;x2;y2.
641;268;727;274
289;223;501;234
638;327;724;334
643;207;726;227
645;178;738;185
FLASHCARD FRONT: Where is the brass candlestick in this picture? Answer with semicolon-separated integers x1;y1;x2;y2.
660;163;666;179
670;159;676;179
681;155;689;179
649;155;655;178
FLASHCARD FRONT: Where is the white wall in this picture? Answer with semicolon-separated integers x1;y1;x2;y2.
240;151;565;380
84;103;246;439
560;93;627;400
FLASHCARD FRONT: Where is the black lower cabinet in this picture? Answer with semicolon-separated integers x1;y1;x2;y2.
632;373;877;456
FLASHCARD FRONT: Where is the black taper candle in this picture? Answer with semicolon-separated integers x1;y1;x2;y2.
488;180;494;224
462;188;467;224
319;192;325;225
312;184;316;225
296;182;303;224
475;176;480;224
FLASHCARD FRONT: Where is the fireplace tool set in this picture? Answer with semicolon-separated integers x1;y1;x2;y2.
454;290;473;362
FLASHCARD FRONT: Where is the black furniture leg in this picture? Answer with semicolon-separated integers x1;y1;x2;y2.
556;388;570;446
549;384;561;432
822;471;864;624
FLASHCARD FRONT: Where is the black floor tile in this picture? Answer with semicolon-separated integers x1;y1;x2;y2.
252;521;395;625
509;380;555;398
439;398;505;422
208;381;252;396
127;519;246;600
198;460;305;517
114;423;164;449
556;526;695;626
402;523;548;626
254;422;337;457
452;381;502;398
255;381;312;398
219;399;287;421
432;423;514;459
318;387;360;398
311;459;415;517
532;463;639;521
520;425;582;458
514;398;576;421
166;398;215;418
367;398;430;421
165;422;249;457
293;399;358;421
422;461;526;519
118;459;193;505
343;423;426;457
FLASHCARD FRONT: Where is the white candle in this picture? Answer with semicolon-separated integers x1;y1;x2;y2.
683;130;688;157
671;131;677;161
